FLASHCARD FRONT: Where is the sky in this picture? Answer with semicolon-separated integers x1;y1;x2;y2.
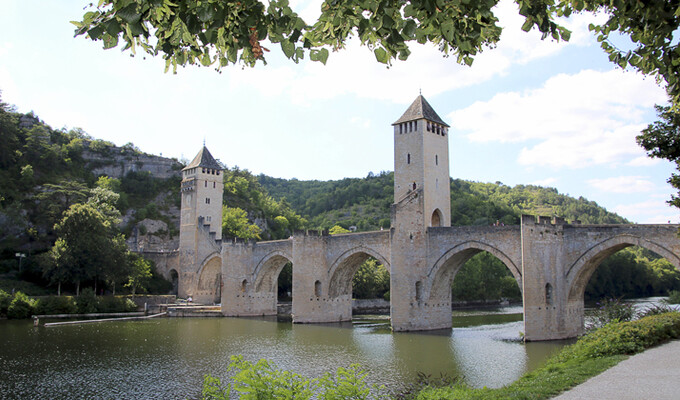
1;1;678;224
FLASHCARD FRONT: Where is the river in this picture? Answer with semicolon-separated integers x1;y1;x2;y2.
5;299;664;400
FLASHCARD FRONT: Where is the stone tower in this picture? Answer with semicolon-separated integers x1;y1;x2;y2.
392;95;451;228
390;95;452;331
178;146;224;299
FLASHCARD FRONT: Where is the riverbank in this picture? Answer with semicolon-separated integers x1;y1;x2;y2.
416;311;680;399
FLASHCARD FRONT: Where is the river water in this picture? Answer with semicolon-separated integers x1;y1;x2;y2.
0;305;572;399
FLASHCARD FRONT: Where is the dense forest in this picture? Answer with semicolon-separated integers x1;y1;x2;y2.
1;92;678;302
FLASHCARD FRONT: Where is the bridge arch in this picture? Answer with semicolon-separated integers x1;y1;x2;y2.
426;241;521;302
253;251;293;293
196;253;222;303
327;246;390;298
566;234;680;303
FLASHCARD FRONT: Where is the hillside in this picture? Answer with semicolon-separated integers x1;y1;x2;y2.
258;172;628;231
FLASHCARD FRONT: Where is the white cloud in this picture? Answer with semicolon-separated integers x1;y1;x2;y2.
531;177;558;187
225;0;600;105
587;176;655;193
451;69;666;168
613;200;680;224
627;156;660;167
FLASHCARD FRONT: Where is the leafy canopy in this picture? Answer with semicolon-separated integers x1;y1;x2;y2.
73;0;565;71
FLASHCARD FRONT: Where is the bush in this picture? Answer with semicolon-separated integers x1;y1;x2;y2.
586;297;636;330
559;311;680;360
7;291;37;319
0;289;11;316
76;288;98;314
97;296;138;313
202;356;385;400
668;290;680;304
34;296;77;315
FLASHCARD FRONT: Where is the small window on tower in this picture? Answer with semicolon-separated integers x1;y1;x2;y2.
206;198;210;204
213;182;216;188
205;181;207;187
407;153;411;164
202;168;206;173
414;120;417;130
436;155;438;165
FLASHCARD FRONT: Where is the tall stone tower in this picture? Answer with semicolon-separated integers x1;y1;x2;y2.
392;95;451;228
390;95;452;331
178;146;224;298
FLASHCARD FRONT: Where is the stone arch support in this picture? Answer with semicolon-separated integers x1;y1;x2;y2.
327;246;391;298
195;253;222;304
566;234;680;302
426;241;521;302
252;251;293;293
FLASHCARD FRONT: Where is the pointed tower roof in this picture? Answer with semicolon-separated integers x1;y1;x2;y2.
183;146;223;171
392;95;450;127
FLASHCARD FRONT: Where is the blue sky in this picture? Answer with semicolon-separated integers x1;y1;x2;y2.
1;1;678;223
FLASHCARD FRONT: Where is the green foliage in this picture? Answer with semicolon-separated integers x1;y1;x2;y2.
585;247;680;300
34;296;77;315
224;167;306;240
201;356;384;400
452;252;521;302
97;296;137;313
0;289;11;316
76;287;98;313
7;291;37;319
329;225;350;235
417;312;680;399
668;290;680;304
586;298;636;330
637;105;680;210
352;259;390;300
222;207;262;240
125;252;153;295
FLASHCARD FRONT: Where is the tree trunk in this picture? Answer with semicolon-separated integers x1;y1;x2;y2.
76;281;80;296
57;281;61;297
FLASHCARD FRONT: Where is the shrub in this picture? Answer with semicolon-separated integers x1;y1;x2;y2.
586;297;636;330
0;289;11;316
559;311;680;360
34;296;77;315
202;356;385;400
668;290;680;304
97;296;138;313
7;291;37;319
76;288;98;314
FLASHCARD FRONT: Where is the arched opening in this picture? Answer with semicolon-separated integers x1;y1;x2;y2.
431;209;442;227
429;245;522;329
314;280;322;297
196;256;222;304
328;249;391;317
568;243;680;329
169;269;179;296
253;253;294;315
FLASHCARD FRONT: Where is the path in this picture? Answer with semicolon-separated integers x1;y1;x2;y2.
553;340;680;400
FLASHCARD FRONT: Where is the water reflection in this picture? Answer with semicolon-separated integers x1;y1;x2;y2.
0;307;570;399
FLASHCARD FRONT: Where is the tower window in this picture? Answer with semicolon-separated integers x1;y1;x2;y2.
435;155;438;165
407;153;411;164
414;120;417;130
213;182;216;188
202;168;206;173
205;181;207;187
205;198;210;204
399;124;403;134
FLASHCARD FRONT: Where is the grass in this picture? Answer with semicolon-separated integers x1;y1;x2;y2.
415;312;680;400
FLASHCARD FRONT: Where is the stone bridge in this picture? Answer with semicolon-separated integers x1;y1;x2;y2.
209;215;680;341
168;96;680;341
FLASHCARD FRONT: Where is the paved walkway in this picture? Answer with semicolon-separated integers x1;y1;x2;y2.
553;340;680;399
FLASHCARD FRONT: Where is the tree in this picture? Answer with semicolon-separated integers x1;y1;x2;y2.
222;206;262;239
329;225;350;235
637;105;680;209
45;202;127;295
125;252;153;296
